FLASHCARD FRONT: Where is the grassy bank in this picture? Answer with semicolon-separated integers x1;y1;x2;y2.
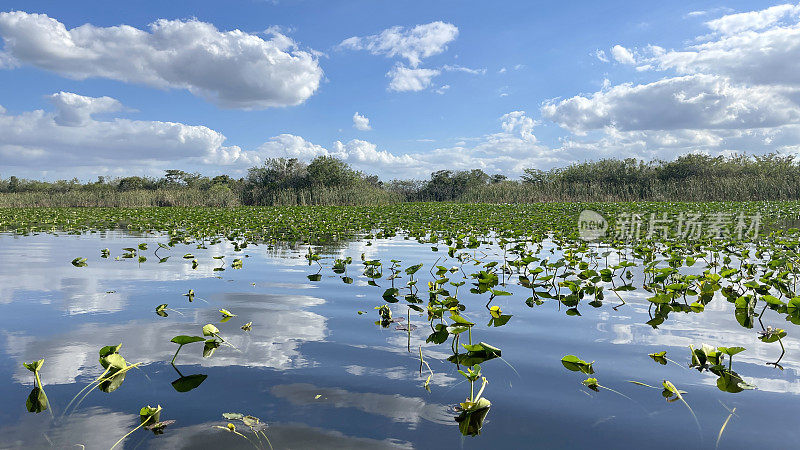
0;185;402;207
460;175;800;203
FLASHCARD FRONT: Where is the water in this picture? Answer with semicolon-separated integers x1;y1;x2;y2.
0;232;798;449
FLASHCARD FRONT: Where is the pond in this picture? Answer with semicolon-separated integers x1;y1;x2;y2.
0;230;798;449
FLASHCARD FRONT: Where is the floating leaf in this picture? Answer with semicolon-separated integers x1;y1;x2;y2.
71;257;87;267
170;335;206;345
561;355;595;374
155;304;168;317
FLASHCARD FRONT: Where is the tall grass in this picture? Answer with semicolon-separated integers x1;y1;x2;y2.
460;175;800;203
252;185;403;206
0;189;240;208
0;185;402;207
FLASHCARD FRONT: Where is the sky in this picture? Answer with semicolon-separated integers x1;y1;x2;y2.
1;0;798;181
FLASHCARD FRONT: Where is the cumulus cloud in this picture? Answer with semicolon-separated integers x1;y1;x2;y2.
404;111;574;177
611;45;636;64
705;3;800;35
616;3;800;90
0;11;323;109
1;93;572;179
387;65;440;92
339;21;467;92
500;111;537;141
0;91;429;178
332;139;417;166
253;133;329;161
655;23;800;88
339;21;458;67
49;91;122;126
240;135;423;176
234;110;557;178
542;74;800;134
542;4;800;162
352;112;371;130
0;92;231;176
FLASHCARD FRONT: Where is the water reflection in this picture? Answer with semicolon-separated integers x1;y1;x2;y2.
344;365;457;386
150;421;413;449
2;231;800;448
0;234;230;313
0;406;137;449
6;292;328;385
593;290;800;391
271;383;455;428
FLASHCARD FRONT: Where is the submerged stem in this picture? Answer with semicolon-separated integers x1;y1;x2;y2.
110;405;160;450
62;367;110;417
716;407;736;449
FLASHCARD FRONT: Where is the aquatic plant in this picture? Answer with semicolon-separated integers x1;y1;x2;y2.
170;335;206;365
23;359;49;414
455;364;491;436
110;405;164;449
216;412;273;450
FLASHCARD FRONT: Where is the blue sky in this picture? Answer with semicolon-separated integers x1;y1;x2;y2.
0;0;796;180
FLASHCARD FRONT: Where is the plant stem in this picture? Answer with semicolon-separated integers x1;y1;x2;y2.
171;345;184;365
110;408;158;450
62;367;110;417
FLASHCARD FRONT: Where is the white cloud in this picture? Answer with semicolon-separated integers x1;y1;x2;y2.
399;111;574;177
705;3;800;35
253;133;329;161
1;92;429;178
442;64;486;75
207;132;424;176
611;44;636;64
500;111;537;141
655;22;800;88
332;139;417;167
542;74;800;134
339;21;458;67
434;84;450;95
1;93;569;179
387;65;440;92
235;111;558;178
0;11;323;109
0;92;231;176
352;112;371;130
49;91;122;126
543;3;800;162
622;4;800;91
594;49;609;63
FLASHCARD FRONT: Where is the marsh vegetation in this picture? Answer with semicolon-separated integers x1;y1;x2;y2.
1;201;800;448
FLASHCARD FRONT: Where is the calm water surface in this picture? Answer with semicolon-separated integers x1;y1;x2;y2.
0;232;798;449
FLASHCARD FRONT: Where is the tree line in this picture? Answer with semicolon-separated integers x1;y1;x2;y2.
2;153;800;205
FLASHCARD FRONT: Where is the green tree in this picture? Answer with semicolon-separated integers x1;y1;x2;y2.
306;156;357;187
